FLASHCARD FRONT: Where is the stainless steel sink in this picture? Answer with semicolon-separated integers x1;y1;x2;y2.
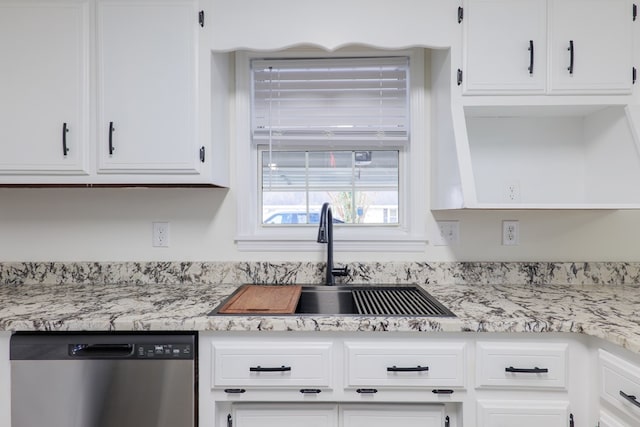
210;284;455;317
296;285;455;317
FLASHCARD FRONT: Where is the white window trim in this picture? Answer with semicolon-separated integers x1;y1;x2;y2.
235;48;427;252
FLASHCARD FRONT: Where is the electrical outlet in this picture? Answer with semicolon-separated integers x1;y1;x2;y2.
434;221;460;246
505;182;521;202
152;222;170;247
502;220;519;246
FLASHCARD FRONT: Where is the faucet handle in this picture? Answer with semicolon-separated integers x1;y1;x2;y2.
332;266;349;277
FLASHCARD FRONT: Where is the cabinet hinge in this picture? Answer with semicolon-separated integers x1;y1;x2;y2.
199;146;206;163
227;414;232;427
634;67;637;85
198;10;204;27
457;69;463;86
633;3;637;21
457;6;464;23
569;413;574;427
445;415;450;427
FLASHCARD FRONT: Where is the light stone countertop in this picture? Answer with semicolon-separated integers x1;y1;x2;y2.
0;282;638;354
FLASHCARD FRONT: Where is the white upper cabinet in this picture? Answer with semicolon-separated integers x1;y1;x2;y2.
97;0;201;175
0;0;90;174
463;0;547;94
549;0;633;94
462;0;635;95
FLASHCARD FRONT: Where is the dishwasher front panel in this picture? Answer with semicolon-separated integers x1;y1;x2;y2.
10;333;196;427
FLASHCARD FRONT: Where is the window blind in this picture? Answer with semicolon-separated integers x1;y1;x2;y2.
251;57;410;146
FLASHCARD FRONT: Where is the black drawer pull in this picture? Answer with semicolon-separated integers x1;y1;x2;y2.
432;389;454;394
505;366;549;374
567;40;574;75
387;365;429;372
620;390;640;408
249;365;291;372
528;40;534;74
62;122;70;156
108;121;115;155
300;388;322;394
356;388;378;394
224;388;246;394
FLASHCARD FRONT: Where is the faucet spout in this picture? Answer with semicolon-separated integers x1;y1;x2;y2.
317;202;347;285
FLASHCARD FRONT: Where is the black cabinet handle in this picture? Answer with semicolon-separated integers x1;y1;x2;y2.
249;365;291;372
62;122;69;157
528;40;534;74
356;388;378;394
432;389;454;394
299;389;322;394
387;365;429;372
505;366;549;374
108;121;115;155
567;40;574;75
224;388;246;394
620;390;640;408
569;414;574;427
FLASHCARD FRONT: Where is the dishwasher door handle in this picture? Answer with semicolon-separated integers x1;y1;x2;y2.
70;343;134;357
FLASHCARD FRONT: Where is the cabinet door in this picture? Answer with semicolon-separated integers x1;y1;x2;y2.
0;0;89;174
97;0;201;175
477;400;570;427
233;404;338;427
463;0;547;94
549;0;633;94
340;404;444;427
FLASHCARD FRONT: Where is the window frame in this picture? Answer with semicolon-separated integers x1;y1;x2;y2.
235;48;427;252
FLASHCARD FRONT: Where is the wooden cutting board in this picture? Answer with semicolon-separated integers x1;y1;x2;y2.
218;285;302;314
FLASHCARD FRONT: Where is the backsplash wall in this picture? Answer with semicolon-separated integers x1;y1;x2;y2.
2;261;639;286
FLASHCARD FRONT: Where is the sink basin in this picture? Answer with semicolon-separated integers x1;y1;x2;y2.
210;284;455;317
296;285;455;317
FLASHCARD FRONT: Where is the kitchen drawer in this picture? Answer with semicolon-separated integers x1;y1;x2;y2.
212;341;333;388
344;341;466;388
599;349;640;422
600;409;629;427
476;342;568;389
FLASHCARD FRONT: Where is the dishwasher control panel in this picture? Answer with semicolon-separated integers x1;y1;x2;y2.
137;343;193;359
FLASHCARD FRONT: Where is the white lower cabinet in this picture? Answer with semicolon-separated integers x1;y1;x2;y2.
476;400;570;427
231;404;338;427
229;403;444;427
199;332;598;427
0;332;10;427
599;349;640;426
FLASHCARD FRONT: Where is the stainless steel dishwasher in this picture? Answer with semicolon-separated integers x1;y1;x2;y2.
10;332;196;427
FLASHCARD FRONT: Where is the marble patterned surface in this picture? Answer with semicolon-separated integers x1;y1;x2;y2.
2;261;640;285
1;280;640;355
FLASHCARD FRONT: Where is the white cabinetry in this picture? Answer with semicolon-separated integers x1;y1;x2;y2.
229;403;444;427
462;0;634;95
463;0;547;94
0;332;10;427
344;341;465;389
548;0;633;94
0;0;225;186
0;0;90;175
599;349;640;425
96;0;202;175
476;400;570;427
231;404;338;427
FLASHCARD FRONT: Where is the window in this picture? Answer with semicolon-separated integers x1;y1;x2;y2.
235;49;427;252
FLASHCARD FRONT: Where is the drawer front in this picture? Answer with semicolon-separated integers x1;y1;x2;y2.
600;410;628;427
212;342;333;388
477;400;569;427
476;342;568;389
599;349;640;422
344;342;466;388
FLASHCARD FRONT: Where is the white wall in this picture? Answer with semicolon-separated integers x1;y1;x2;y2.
2;186;640;262
1;0;640;263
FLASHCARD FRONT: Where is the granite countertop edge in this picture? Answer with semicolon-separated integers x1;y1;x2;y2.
0;282;638;354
